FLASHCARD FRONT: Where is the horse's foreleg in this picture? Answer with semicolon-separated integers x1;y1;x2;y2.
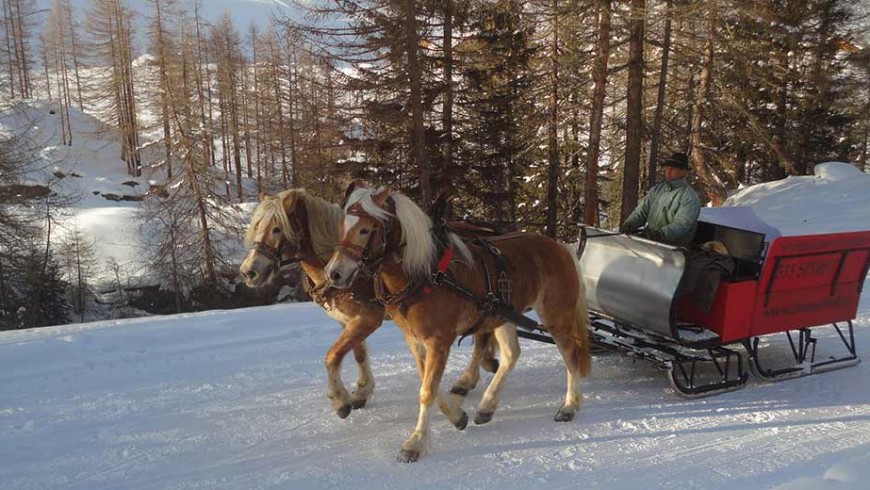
404;332;467;433
402;332;426;379
325;320;378;419
449;332;492;396
474;324;520;425
349;340;375;409
398;339;463;463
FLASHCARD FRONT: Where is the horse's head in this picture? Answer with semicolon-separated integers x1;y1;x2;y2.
325;183;395;289
240;191;308;287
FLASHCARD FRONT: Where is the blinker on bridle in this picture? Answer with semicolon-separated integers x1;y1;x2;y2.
252;238;301;268
251;203;311;269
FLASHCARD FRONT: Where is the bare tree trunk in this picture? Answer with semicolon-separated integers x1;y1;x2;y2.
40;37;51;100
648;0;672;189
861;121;869;172
3;0;16;97
620;0;644;223
584;0;610;227
545;1;559;238
65;0;83;110
689;8;727;205
193;1;215;168
154;0;172;179
440;0;454;199
404;0;430;206
271;36;288;186
288;44;300;187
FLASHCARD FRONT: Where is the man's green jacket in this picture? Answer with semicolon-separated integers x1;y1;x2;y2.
622;177;701;246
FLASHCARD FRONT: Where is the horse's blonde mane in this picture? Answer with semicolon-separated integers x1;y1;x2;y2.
346;188;471;280
245;189;343;259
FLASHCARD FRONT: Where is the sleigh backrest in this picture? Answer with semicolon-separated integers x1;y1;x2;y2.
750;231;870;336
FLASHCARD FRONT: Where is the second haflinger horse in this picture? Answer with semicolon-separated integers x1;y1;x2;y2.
325;184;592;462
239;189;498;419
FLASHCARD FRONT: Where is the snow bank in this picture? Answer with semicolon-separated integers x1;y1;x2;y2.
726;162;870;236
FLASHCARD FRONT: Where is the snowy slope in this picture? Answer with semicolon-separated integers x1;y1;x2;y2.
0;99;252;290
1;301;869;489
2;162;870;489
1;100;158;285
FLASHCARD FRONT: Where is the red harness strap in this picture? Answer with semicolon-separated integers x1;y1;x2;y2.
424;246;454;294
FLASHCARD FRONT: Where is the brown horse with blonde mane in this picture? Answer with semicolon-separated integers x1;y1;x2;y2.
239;189;499;420
325;184;592;462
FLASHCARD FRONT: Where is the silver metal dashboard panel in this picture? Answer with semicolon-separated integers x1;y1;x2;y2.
578;228;687;337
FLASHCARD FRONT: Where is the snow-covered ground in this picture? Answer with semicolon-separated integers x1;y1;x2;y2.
2;162;870;489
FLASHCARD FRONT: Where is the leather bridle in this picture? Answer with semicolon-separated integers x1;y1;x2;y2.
335;200;394;275
251;200;315;270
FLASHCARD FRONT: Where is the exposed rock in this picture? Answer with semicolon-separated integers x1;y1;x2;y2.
101;193;144;202
0;184;50;202
148;184;169;198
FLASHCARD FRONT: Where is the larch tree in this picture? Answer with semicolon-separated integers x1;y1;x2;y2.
86;0;141;176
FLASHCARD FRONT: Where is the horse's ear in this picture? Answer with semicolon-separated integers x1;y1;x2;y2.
343;179;367;207
258;192;267;202
428;190;450;219
372;186;391;206
281;192;296;212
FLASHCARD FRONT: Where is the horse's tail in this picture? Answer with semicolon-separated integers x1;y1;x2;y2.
566;243;592;377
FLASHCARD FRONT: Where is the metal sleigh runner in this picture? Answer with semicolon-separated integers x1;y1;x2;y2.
572;208;870;397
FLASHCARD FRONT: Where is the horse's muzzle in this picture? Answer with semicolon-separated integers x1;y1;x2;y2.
325;257;359;290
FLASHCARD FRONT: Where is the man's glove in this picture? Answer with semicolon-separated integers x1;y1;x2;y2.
619;225;635;235
641;229;664;242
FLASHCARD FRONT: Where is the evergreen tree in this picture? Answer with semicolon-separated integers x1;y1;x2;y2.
455;0;537;226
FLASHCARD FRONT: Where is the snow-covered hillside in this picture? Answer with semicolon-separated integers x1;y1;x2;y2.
2;162;870;489
0;99;252;292
1;100;156;283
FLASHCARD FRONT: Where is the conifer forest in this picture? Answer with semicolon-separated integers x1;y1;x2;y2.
1;0;869;328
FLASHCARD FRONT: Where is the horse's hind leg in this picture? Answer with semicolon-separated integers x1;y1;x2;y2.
544;311;587;422
349;340;375;409
474;324;520;425
481;334;500;373
450;332;493;396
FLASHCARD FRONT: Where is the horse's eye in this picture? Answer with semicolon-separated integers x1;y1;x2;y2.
272;227;281;234
359;228;371;235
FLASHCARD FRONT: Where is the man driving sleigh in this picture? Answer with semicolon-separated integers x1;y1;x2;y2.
619;151;702;246
619;151;731;313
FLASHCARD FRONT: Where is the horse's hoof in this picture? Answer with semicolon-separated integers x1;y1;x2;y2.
336;404;352;419
483;358;500;373
474;411;493;425
397;448;420;463
454;411;469;431
450;385;469;397
554;409;575;422
350;397;367;410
